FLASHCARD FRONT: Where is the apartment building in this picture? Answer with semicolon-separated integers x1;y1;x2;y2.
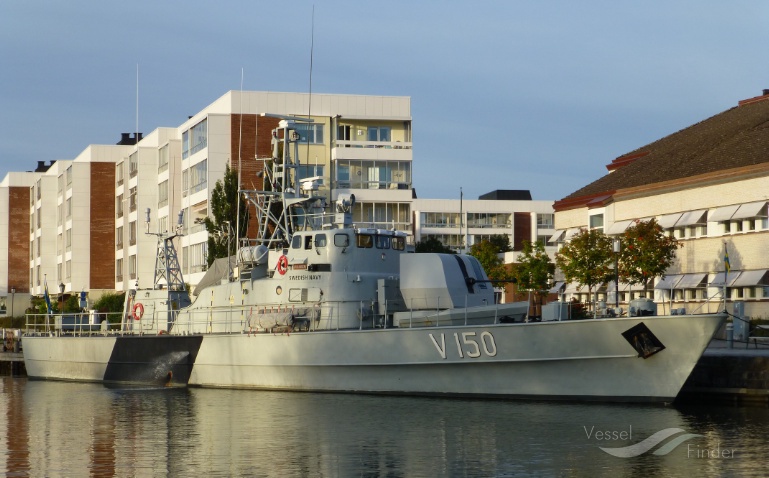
176;91;413;285
412;190;555;254
29;160;67;298
41;143;135;300
114;129;182;291
1;171;41;316
552;90;769;317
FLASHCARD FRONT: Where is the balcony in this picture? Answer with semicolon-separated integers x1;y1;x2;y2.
332;140;412;161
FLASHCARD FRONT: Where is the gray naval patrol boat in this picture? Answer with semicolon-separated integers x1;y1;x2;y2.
23;118;725;402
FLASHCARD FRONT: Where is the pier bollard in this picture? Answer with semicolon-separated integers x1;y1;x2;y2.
726;323;734;349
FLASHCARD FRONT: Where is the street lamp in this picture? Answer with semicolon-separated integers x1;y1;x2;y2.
613;239;621;309
59;282;65;313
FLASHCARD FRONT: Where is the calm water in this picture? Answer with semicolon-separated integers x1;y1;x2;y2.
0;377;767;477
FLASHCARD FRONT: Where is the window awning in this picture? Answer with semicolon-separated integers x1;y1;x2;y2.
564;228;580;240
676;273;707;289
676;210;707;227
657;213;682;229
606;220;633;235
731;201;767;220
730;269;769;287
564;282;584;293
655;274;684;290
606;280;645;291
549;281;565;294
709;205;739;222
549;230;565;243
708;271;741;287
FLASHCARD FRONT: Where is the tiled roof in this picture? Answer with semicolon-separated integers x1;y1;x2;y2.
556;94;769;209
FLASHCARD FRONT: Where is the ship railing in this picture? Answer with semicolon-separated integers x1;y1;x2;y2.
24;312;125;337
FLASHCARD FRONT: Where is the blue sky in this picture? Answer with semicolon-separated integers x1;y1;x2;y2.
2;1;768;201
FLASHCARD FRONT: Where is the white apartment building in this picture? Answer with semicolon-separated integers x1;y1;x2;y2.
553;90;769;318
115;129;182;291
30;161;68;298
412;191;555;257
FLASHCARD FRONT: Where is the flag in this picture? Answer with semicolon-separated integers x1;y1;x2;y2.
44;277;52;314
724;244;731;273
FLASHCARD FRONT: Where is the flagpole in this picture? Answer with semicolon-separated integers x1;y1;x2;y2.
723;242;729;312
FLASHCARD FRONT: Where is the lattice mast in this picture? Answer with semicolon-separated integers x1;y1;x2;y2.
146;209;186;291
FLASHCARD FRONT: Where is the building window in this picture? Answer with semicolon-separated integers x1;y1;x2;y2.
537;214;554;228
186;159;207;195
158;145;169;173
352;201;411;232
589;214;604;232
116;226;124;249
189;242;207;273
294;123;324;144
66;229;72;252
158;180;169;208
425;234;463;250
183;119;207;159
337;124;351;141
116;162;124;186
129;255;137;280
422;212;461;228
129;152;138;178
129;187;137;212
335;160;411;190
129;221;137;246
182;130;189;159
116;194;124;218
116;258;123;282
467;213;511;228
367;126;391;142
66;198;72;218
66;166;72;187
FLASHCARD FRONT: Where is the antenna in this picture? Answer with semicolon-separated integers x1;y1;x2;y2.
304;5;315;165
135;63;139;151
236;67;244;261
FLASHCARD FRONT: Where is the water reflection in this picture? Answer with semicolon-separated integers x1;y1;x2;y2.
0;377;767;477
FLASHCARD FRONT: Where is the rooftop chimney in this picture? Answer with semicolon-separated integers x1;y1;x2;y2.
116;132;143;145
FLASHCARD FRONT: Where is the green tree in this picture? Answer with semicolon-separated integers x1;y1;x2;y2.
488;234;513;253
514;240;554;297
93;292;126;314
513;240;554;318
205;165;249;266
470;240;513;283
555;228;614;311
415;236;455;254
618;218;681;295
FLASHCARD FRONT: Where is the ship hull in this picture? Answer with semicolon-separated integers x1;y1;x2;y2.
22;314;724;401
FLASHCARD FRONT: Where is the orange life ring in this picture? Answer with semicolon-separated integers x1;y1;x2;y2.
277;255;289;275
133;302;144;320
